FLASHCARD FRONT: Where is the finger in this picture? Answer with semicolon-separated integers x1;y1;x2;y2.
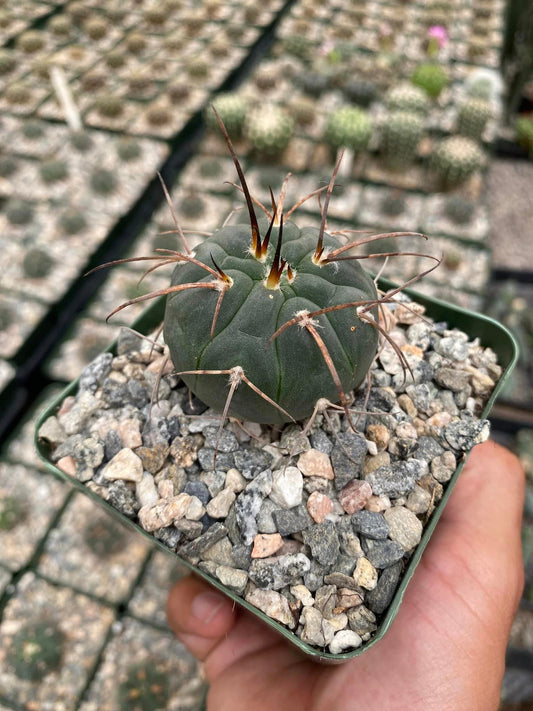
430;439;525;617
166;575;237;661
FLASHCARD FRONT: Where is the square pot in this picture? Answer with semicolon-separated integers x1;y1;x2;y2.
35;287;518;662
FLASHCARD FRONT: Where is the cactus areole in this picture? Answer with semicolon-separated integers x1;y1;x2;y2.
164;215;379;424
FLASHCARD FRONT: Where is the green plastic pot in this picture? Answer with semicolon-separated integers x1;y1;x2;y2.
35;284;518;663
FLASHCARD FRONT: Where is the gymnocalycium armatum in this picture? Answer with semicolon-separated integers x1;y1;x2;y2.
93;109;437;435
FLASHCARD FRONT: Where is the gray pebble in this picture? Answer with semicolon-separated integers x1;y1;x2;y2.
106;480;140;518
347;605;378;636
257;498;278;534
415;436;445;462
215;565;248;594
361;538;405;569
197;447;234;472
310;430;333;455
303;559;326;591
351;510;390;539
178;522;228;563
104;430;122;461
444;418;490;451
232;543;252;570
330;432;368;490
233;447;273;479
235;490;264;545
302;520;340;567
154;526;183;551
79;352;113;393
436;335;469;361
365;561;403;614
272;504;313;536
249;553;311;590
184;480;211;505
203;426;240;453
365;460;419;497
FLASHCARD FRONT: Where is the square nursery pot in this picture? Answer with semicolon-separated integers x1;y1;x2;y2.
35;285;518;663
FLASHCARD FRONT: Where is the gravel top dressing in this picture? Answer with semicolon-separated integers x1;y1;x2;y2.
37;294;501;657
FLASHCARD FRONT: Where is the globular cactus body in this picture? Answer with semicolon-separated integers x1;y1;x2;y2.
457;97;491;141
386;83;430;115
381;110;425;170
244;105;294;158
164;218;379;424
325;106;373;154
432;136;485;186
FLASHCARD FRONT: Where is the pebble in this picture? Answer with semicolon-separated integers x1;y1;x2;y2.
434;367;471;392
215;565;248;594
436;335;469;361
363;450;391;475
335;587;363;610
352;556;378;590
338;480;373;514
249;553;311;590
365;561;403;614
235;490;264;545
347;606;377;636
384;507;423;551
115;419;143;449
297;449;334;480
101;448;143;483
300;606;335;647
272;504;313;536
203;537;235;566
37;416;67;448
365;424;390;451
135;472;159;508
251;533;284;559
329;629;363;654
256;498;278;534
138;493;192;532
351;510;390;540
206;488;236;519
364;494;391;513
330;432;368;490
225;468;246;493
178;523;228;564
365;460;419;498
204;426;240;452
302;520;340;566
361;538;405;569
406;485;432;514
430;451;457;483
135;444;169;474
245;585;295;628
306;491;333;523
291;584;315;607
270;467;304;508
444;418;490;451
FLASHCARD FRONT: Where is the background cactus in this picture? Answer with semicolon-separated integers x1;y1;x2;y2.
90;168;118;195
380;189;407;217
205;93;247;139
22;248;55;279
380;110;425;170
94;94;125;119
39;160;69;184
411;62;449;99
432;135;485;186
9;622;65;681
244;105;295;158
324;105;373;154
343;78;378;108
58;208;87;235
6;199;34;226
457;97;492;141
386;82;430;115
118;662;169;711
444;195;475;225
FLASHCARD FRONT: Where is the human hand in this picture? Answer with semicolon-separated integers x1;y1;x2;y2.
167;440;525;711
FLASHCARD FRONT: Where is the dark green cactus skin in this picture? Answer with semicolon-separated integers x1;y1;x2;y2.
164;218;379;424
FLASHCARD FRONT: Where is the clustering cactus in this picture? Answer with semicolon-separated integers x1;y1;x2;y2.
444;195;475;225
457;97;492;141
324;105;373;154
380;110;425;170
411;62;449;99
205;93;247;139
9;622;65;682
386;82;430;115
432;136;485;186
244;105;295;158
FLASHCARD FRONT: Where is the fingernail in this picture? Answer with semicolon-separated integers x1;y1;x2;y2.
192;591;227;624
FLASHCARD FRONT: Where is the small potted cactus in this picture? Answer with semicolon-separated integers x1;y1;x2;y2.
36;113;517;663
431;135;486;189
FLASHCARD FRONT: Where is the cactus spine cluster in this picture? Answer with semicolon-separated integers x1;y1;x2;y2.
432;136;485;186
324;106;373;154
380;111;425;170
457;97;492;141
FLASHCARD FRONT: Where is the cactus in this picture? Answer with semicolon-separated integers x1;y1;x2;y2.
0;50;16;76
198;157;223;179
380;110;425;170
6;199;34;226
205;93;247;139
0;495;27;530
22;247;55;279
95;94;124;119
180;193;205;218
4;83;32;106
432;136;485;186
127;73;153;97
117;138;142;162
146;104;172;127
9;622;65;681
386;82;430;115
187;58;209;79
22;120;44;140
126;33;148;55
90;169;117;195
83;16;108;40
81;71;107;92
98;116;433;430
17;31;45;54
380;189;407;217
0;155;17;178
244;105;295;158
167;81;190;103
324;106;373;154
84;518;127;557
70;131;94;152
516;114;533;157
443;248;463;271
288;95;316;127
343;79;377;108
144;8;167;27
295;70;329;98
411;62;449;99
105;50;126;69
58;208;87;235
67;1;91;24
464;68;502;102
118;662;169;711
284;35;312;61
457;97;492;141
39;160;68;184
254;66;278;92
49;15;72;37
444;195;475;225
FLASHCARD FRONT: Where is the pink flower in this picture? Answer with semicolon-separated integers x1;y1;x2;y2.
428;25;448;48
